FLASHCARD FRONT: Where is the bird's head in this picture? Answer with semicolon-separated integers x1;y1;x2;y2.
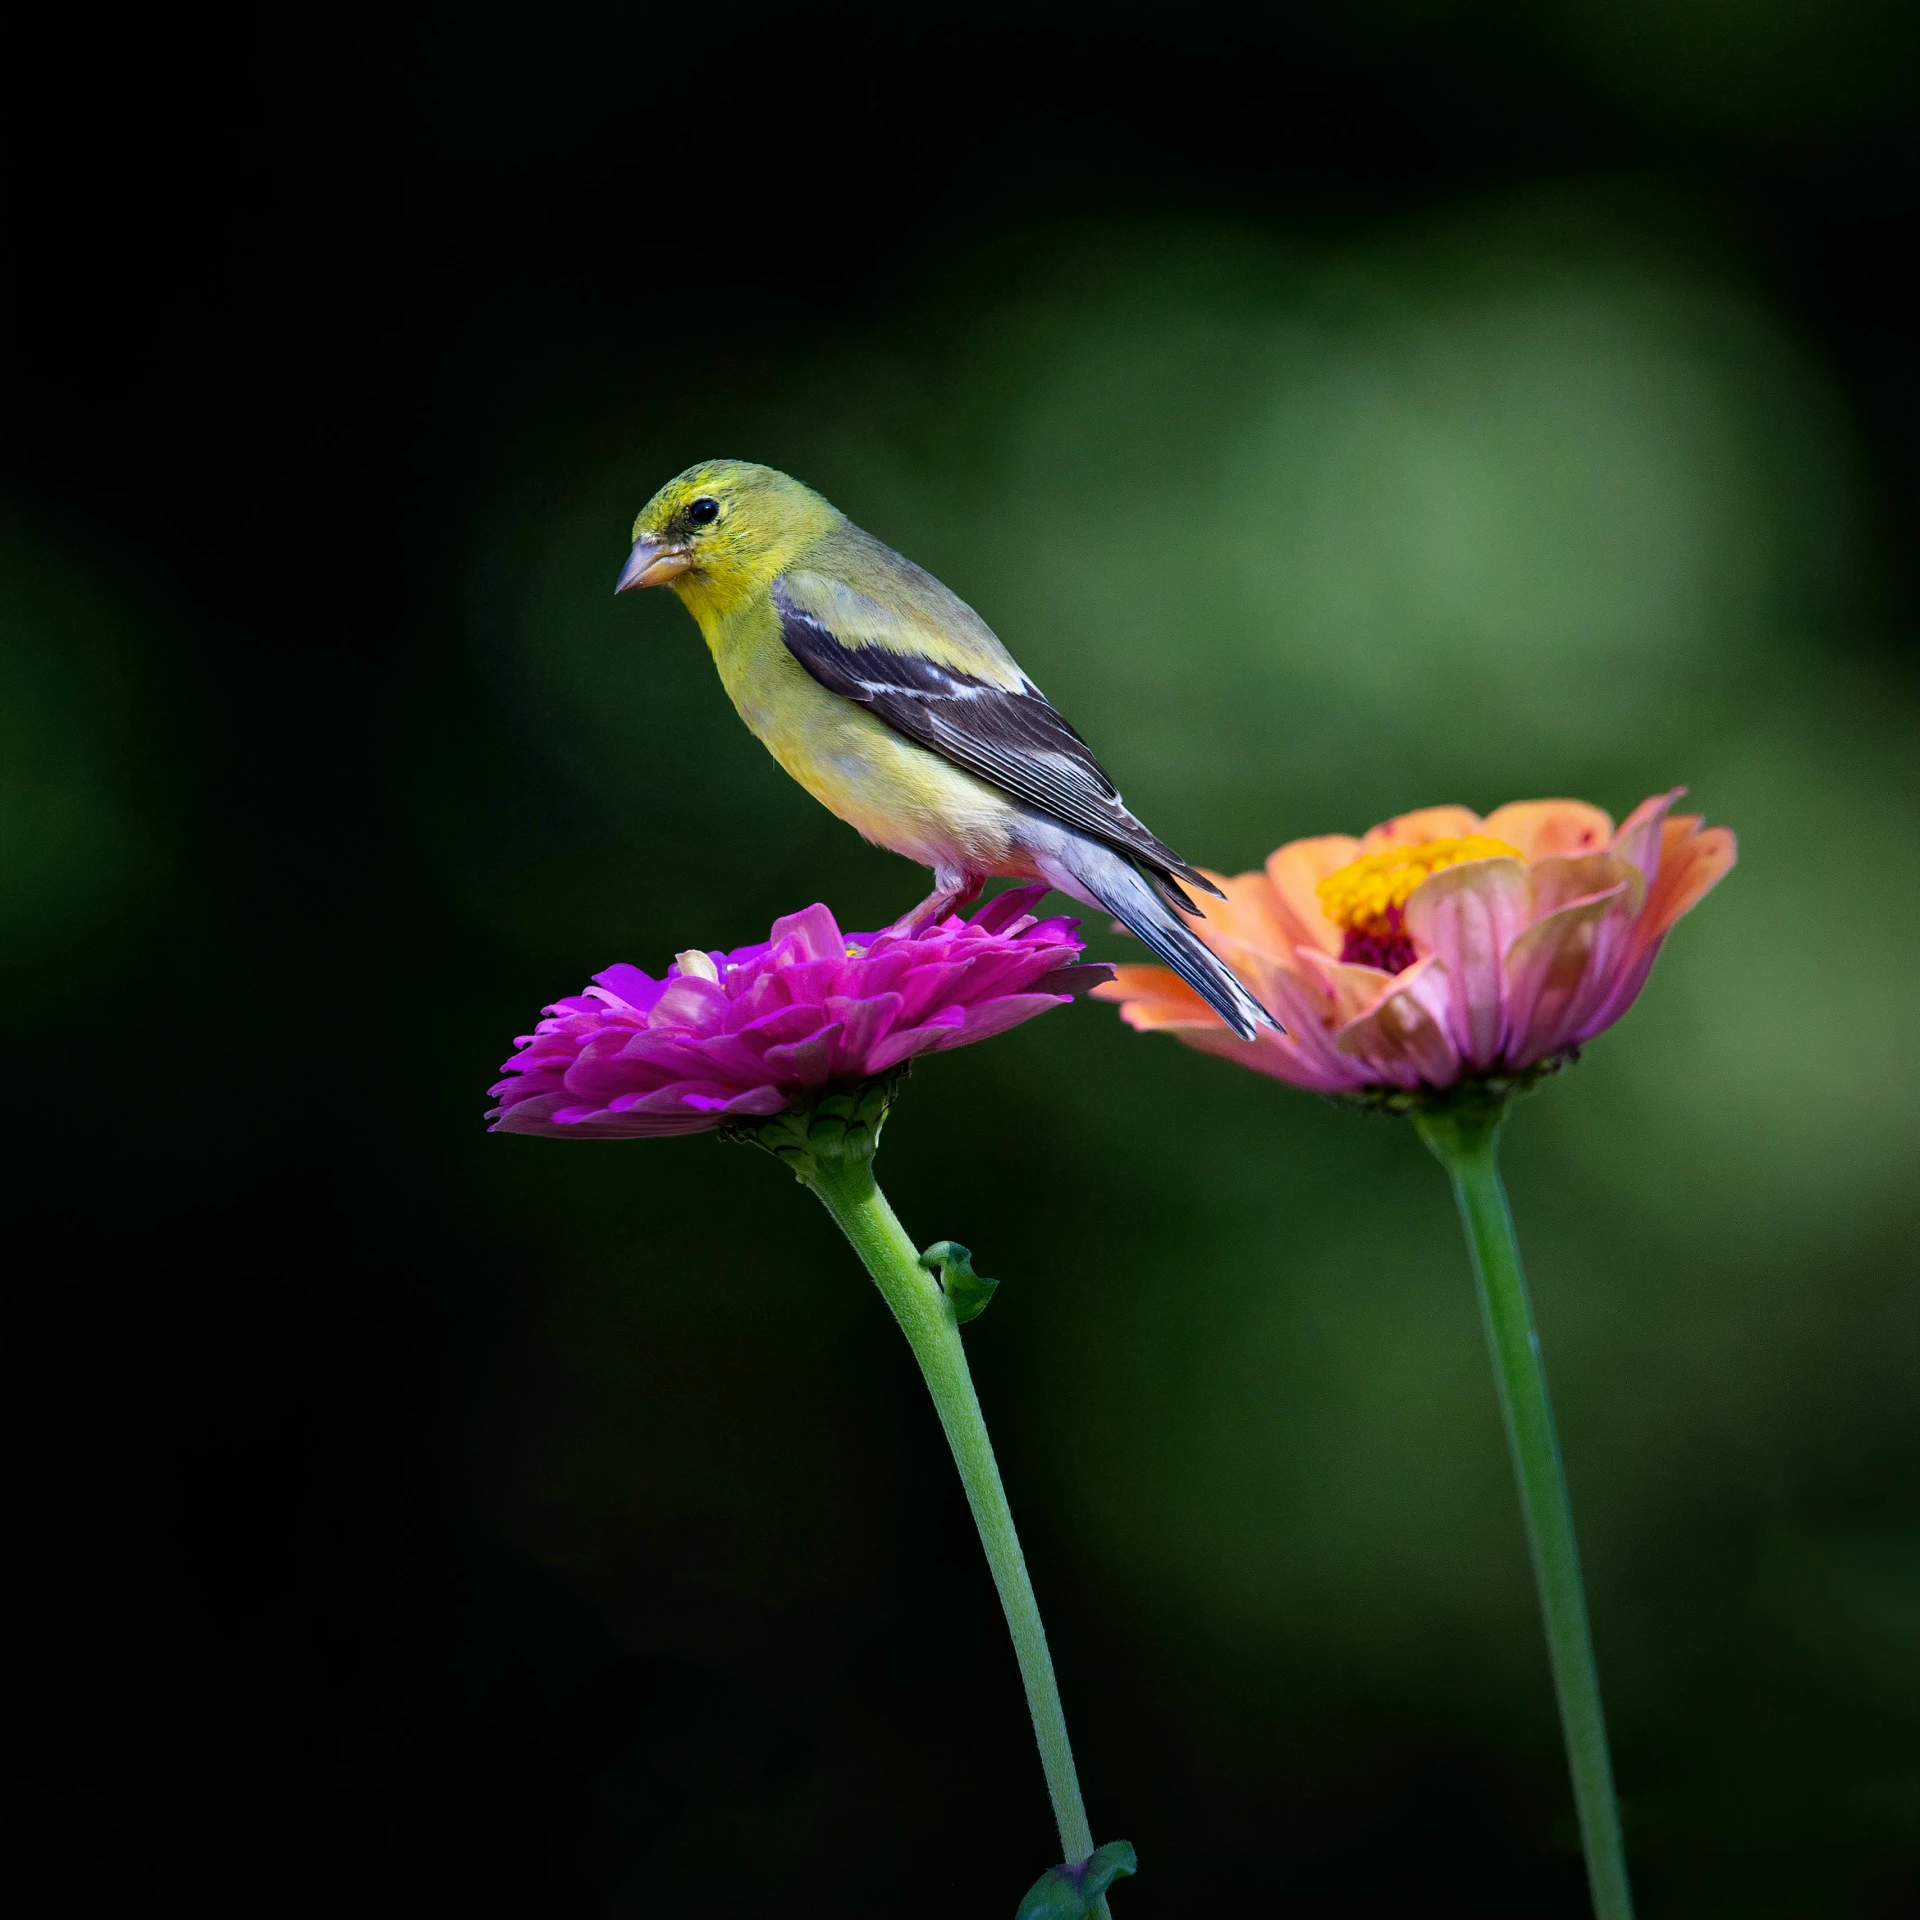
616;460;842;614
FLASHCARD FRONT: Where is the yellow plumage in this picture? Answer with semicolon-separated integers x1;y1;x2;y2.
629;462;1019;875
615;459;1272;1037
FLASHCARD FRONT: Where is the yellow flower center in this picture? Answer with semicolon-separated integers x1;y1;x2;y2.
1316;834;1522;971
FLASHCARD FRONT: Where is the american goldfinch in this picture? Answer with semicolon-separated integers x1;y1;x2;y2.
616;459;1273;1039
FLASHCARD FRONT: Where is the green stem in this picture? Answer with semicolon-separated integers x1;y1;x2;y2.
1416;1105;1634;1920
802;1147;1109;1914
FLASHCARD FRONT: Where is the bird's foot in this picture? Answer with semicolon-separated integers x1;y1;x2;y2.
889;869;983;937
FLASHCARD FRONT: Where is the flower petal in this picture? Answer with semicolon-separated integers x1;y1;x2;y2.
1093;966;1218;1030
1263;837;1359;955
1403;856;1532;1070
1503;881;1636;1066
1333;955;1461;1088
1636;815;1737;945
490;887;1100;1140
1175;1022;1371;1093
1098;963;1366;1091
1033;961;1114;996
969;884;1053;934
1181;868;1293;962
1582;814;1738;1037
1479;799;1614;861
647;975;728;1034
1185;921;1316;1014
866;1006;970;1072
1528;852;1645;922
586;963;667;1014
1295;948;1399;1024
1607;787;1685;885
488;1088;728;1138
825;991;903;1075
765;903;846;963
938;992;1074;1047
1358;805;1484;852
759;1022;847;1087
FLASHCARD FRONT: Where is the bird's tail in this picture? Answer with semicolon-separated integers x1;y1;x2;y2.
1029;831;1278;1041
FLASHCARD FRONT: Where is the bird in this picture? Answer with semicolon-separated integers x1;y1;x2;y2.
614;459;1274;1039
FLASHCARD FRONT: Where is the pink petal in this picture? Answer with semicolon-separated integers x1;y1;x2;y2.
825;992;904;1075
683;1086;791;1118
971;884;1052;934
1403;856;1531;1071
765;903;846;962
935;992;1072;1048
585;963;666;1013
1296;948;1399;1024
1528;853;1645;921
488;1091;720;1139
1502;882;1637;1066
866;1007;969;1072
1633;816;1738;947
646;975;727;1034
1034;961;1114;996
728;1002;826;1047
1334;956;1462;1089
1173;1022;1371;1093
605;1080;742;1116
1582;815;1738;1037
1608;787;1686;887
759;1023;846;1088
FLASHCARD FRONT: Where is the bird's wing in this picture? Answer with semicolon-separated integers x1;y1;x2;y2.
772;569;1213;893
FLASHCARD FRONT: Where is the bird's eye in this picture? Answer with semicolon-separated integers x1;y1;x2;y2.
687;496;721;527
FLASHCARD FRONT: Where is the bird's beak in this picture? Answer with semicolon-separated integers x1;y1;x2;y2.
614;535;693;593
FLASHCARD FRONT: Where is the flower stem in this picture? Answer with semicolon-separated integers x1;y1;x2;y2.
801;1147;1109;1915
1415;1105;1634;1920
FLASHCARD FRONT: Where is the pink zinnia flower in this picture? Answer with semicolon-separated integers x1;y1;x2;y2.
490;887;1109;1139
1094;790;1735;1097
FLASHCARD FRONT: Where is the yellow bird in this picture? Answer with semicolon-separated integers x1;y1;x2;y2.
616;459;1272;1038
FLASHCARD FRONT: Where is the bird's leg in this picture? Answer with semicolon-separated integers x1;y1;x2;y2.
891;863;983;935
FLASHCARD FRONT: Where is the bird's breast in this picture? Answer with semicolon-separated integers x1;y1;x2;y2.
706;606;1023;873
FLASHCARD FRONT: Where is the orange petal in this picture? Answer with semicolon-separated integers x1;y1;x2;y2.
1092;965;1222;1031
1638;816;1737;946
1481;798;1614;861
1190;929;1323;1017
1580;814;1738;1035
1186;870;1298;968
1358;805;1484;853
1403;857;1532;1070
1100;963;1367;1093
1334;954;1461;1088
1264;835;1359;955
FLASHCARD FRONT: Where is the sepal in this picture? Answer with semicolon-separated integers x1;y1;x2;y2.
717;1064;911;1176
918;1241;999;1323
1015;1841;1137;1919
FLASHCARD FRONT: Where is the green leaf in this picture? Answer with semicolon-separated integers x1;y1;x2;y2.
918;1240;1000;1324
1014;1841;1138;1919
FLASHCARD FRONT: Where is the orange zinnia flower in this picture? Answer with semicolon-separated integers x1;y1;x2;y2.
1096;789;1735;1099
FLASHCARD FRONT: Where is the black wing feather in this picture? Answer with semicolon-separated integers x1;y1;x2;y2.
773;580;1218;895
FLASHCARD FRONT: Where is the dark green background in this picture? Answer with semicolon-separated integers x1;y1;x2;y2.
4;4;1914;1914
